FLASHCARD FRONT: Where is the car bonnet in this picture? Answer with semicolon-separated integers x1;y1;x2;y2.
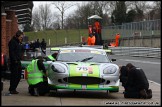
67;62;100;77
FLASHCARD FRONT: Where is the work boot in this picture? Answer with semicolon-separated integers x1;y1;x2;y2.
10;90;19;94
34;88;39;96
139;89;147;99
147;89;152;99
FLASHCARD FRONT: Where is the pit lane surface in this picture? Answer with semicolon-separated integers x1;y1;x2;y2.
1;79;160;106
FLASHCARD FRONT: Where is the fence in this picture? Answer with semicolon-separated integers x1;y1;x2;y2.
109;46;161;59
102;19;161;40
26;29;88;47
26;19;160;47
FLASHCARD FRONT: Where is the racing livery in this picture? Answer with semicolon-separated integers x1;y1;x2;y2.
47;47;119;92
21;47;119;92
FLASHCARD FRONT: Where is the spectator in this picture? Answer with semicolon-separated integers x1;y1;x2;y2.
30;41;35;51
41;38;46;55
35;39;40;49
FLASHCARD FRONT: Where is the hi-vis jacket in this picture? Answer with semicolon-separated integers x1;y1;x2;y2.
27;59;44;85
47;55;55;61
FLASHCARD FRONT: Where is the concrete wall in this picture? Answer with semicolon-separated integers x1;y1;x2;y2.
119;35;161;48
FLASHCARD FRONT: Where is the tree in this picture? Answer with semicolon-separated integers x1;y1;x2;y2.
39;3;53;30
111;1;127;25
32;8;41;31
126;9;136;22
150;1;161;19
52;1;75;29
134;5;144;21
32;3;53;31
23;23;33;32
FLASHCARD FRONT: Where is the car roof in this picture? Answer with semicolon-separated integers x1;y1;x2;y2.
60;47;105;52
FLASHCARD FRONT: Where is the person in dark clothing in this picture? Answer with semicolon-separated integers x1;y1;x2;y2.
40;38;46;55
8;30;24;94
124;63;152;99
35;39;40;49
119;66;128;93
28;56;49;96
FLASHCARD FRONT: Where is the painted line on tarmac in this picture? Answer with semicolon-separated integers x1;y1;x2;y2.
119;59;160;65
148;80;160;86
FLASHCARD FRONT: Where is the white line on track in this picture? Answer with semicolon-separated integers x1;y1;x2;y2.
148;80;161;86
119;59;160;65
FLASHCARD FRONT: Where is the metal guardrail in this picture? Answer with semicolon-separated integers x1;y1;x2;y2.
108;47;161;58
102;19;161;40
48;43;161;59
48;42;83;47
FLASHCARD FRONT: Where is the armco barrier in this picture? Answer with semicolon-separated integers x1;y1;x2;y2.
108;47;161;58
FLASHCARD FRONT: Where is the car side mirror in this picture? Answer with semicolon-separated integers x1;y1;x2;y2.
111;59;116;61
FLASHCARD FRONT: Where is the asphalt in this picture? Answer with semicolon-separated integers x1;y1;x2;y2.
1;78;161;106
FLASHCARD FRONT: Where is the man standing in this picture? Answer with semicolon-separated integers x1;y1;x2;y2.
115;33;120;47
8;30;24;94
40;38;46;55
94;19;100;34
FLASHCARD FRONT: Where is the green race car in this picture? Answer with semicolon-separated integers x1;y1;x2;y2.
47;47;119;92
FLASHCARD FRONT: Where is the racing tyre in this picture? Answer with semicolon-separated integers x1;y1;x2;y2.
109;89;119;93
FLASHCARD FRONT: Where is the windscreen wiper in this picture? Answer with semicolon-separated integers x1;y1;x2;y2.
80;57;93;62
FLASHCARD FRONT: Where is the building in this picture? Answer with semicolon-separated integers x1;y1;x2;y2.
1;1;33;56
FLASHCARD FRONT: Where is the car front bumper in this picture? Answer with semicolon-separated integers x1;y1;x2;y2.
48;75;119;91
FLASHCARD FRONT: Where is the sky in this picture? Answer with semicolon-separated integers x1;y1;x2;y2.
33;1;87;17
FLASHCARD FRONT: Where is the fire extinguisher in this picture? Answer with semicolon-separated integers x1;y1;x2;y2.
1;54;4;66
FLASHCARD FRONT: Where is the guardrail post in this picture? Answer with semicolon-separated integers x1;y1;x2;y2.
65;37;67;44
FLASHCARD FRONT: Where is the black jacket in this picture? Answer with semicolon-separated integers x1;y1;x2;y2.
8;36;23;63
41;40;46;49
37;59;47;81
126;67;149;90
120;66;128;87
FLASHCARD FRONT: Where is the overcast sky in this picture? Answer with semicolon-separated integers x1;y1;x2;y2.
33;1;87;16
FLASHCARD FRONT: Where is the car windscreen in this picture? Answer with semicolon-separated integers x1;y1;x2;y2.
57;50;110;63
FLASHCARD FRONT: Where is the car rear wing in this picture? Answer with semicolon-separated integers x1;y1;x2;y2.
81;45;103;49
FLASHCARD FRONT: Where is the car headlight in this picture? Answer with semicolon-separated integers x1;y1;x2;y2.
51;64;65;73
103;65;117;74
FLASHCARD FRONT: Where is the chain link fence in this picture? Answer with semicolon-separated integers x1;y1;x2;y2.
102;19;161;40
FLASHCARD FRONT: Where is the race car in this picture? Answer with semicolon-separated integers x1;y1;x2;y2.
47;47;119;92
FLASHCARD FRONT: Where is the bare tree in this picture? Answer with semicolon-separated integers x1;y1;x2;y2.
52;1;76;29
32;3;53;31
39;3;53;30
32;8;41;31
150;1;161;19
